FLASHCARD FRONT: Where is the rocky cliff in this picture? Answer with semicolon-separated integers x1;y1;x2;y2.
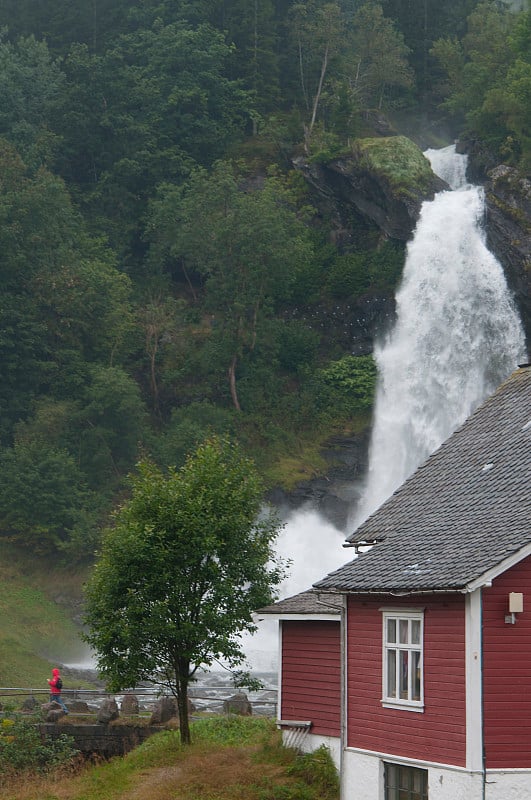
294;135;448;242
284;136;530;531
285;136;449;530
484;165;531;346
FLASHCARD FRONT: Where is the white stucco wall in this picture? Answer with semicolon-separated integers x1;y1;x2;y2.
341;748;488;800
484;770;531;799
341;749;381;800
281;736;531;797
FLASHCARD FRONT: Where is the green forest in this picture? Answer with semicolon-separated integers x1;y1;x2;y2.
0;0;528;561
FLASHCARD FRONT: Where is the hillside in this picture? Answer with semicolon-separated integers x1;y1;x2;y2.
0;543;89;686
0;0;528;681
0;0;528;565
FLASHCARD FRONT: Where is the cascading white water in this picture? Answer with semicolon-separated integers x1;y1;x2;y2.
246;144;526;670
352;144;526;526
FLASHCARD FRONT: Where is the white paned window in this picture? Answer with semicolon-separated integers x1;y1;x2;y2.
382;609;424;711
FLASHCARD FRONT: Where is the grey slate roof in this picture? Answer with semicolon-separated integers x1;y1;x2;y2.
314;365;531;594
257;589;341;615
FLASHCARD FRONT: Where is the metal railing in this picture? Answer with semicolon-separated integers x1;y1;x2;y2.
0;685;278;717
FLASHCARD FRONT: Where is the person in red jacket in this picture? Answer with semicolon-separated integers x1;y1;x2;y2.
47;667;68;714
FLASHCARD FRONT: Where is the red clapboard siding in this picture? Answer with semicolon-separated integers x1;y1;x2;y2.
346;594;466;766
482;555;531;769
281;620;341;736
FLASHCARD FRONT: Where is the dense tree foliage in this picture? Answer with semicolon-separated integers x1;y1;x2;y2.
0;0;525;558
84;437;285;744
147;163;315;410
431;1;530;169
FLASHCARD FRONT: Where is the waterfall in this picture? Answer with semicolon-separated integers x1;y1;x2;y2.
352;144;526;527
246;144;525;671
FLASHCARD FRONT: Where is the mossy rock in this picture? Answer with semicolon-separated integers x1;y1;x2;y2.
294;134;447;241
353;135;437;198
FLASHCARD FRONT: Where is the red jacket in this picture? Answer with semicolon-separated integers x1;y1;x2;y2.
48;668;62;695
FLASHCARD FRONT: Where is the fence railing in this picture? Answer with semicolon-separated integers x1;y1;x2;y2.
0;685;278;717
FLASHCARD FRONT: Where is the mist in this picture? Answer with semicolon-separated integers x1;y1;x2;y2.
243;507;349;671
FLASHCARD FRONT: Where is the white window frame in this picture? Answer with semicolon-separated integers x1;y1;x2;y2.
381;608;424;711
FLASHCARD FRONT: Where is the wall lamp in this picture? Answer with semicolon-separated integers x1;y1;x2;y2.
505;592;524;624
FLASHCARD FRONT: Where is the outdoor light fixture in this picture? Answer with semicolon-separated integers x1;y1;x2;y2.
505;592;524;624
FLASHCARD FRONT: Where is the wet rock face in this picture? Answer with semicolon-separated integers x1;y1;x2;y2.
282;136;530;526
267;425;371;531
294;138;448;242
485;165;531;347
287;295;395;358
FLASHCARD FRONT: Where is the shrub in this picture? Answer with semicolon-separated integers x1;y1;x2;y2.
0;712;79;776
319;354;377;414
288;745;340;800
277;320;320;373
326;241;404;300
368;240;404;292
326;252;370;298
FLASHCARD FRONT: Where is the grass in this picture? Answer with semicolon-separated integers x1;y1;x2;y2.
0;542;91;687
355;135;435;196
265;446;329;491
1;717;340;800
263;411;372;492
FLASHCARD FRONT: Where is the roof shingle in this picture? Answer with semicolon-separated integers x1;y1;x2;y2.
257;589;341;615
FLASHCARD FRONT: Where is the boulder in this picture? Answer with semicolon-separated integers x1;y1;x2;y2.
46;709;64;723
97;698;119;724
120;693;140;715
223;692;252;716
68;700;91;714
21;696;39;712
149;696;178;724
42;701;67;722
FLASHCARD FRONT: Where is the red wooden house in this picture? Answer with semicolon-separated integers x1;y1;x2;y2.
259;364;531;800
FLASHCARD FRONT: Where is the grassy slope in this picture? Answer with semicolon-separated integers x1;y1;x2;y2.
0;543;90;687
3;717;339;800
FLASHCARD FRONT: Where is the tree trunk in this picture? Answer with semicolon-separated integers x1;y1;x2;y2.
306;44;329;149
177;662;191;745
146;327;160;416
228;355;241;411
298;37;309;111
181;261;198;303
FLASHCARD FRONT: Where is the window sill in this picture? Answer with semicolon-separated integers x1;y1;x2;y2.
381;700;424;713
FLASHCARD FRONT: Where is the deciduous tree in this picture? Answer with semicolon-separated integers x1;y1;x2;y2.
0;439;90;553
0;33;65;165
288;1;346;150
350;3;413;110
84;436;285;744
